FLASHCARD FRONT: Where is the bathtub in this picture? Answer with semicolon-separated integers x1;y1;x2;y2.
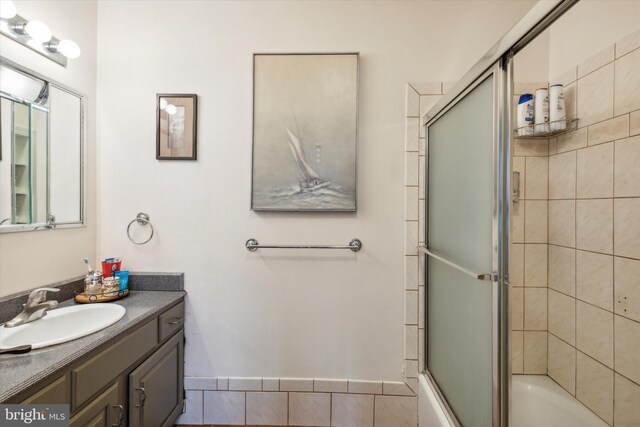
419;374;609;427
512;375;608;427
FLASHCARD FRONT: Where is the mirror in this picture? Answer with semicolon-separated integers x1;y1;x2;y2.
0;59;83;232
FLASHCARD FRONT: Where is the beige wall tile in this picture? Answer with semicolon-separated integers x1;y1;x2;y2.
576;352;614;425
578;63;614;127
262;378;280;391
405;152;418;186
549;151;576;199
289;392;331;427
405;85;419;117
614;198;640;259
281;378;314;392
587;115;629;146
382;382;414;396
525;157;548;199
373;396;417;427
549;200;576;247
404;290;417;325
576;199;613;254
614;135;640;197
177;390;203;424
564;82;577;123
576;301;614;368
524;244;547;287
549;137;558;155
576;251;613;312
631;110;640;136
405;118;419;151
615;257;640;323
550;67;577;87
523;331;547;374
549;245;575;296
525;201;548;243
616;28;640;58
411;82;442;96
578;45;615;79
549;289;576;345
229;377;262;391
510;244;524;286
404;256;418;290
557;127;588;153
512;201;525;243
576;142;614;198
405;221;418;256
348;380;383;395
246;392;288;426
203;391;245;425
524;288;547;331
442;81;457;94
548;334;576;395
332;393;374;427
614;373;640;426
418;156;425;199
514;139;549;157
512;331;524;374
615;48;640;116
405;187;418;221
511;287;524;331
615;315;640;384
514;82;548;95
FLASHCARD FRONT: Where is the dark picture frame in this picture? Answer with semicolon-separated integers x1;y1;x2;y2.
156;93;197;160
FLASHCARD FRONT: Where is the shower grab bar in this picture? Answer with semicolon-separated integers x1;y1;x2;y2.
246;238;362;252
418;246;497;282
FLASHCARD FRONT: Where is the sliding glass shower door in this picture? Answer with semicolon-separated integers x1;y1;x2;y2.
422;62;508;427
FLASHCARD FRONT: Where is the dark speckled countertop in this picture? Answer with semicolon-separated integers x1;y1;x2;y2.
0;290;186;402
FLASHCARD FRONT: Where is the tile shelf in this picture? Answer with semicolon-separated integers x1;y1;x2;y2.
513;118;578;140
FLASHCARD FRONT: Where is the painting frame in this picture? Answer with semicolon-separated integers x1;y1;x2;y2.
251;52;359;212
156;93;197;160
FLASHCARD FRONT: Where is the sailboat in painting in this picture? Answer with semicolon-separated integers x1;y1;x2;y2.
285;126;331;193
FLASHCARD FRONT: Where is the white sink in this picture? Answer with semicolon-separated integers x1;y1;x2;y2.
0;304;126;349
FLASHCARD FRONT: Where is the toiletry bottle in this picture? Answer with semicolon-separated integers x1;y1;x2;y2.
549;84;566;131
517;94;534;136
534;87;549;134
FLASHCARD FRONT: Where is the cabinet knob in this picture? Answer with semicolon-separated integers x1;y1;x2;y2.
168;317;183;325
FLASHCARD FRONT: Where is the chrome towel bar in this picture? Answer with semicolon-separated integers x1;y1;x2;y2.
419;246;497;282
246;238;362;252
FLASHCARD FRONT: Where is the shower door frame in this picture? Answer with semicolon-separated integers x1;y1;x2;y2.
419;1;581;426
421;59;509;427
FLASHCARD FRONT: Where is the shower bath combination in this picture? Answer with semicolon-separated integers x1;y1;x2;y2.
416;0;640;426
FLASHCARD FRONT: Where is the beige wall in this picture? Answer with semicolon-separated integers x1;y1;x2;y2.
0;0;97;296
96;0;534;383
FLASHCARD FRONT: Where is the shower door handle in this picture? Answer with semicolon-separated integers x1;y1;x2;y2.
418;246;497;282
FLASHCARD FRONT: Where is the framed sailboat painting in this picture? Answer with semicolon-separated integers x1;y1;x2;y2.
251;53;358;211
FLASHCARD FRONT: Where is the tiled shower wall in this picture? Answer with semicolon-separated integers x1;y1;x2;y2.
512;29;640;426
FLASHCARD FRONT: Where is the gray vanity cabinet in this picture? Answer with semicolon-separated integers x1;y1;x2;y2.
69;380;123;427
129;330;184;427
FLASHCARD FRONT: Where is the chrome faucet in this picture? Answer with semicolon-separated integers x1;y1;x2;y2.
4;287;60;328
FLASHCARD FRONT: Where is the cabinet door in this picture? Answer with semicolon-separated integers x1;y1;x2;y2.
70;381;124;427
129;329;184;427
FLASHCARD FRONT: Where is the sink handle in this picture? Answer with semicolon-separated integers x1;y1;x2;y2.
112;404;125;426
27;287;60;306
135;387;147;407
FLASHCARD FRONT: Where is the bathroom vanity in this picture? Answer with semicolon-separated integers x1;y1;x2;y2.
0;288;186;427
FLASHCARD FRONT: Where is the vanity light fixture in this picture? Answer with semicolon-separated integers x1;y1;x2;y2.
0;4;80;66
0;0;16;19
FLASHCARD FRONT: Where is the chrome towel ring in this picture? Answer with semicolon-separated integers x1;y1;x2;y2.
127;212;154;245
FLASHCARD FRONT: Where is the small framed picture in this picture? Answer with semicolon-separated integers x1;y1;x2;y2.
156;93;197;160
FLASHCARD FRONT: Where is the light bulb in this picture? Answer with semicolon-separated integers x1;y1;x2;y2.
57;39;80;59
165;104;177;115
0;0;17;19
25;20;51;42
159;98;168;110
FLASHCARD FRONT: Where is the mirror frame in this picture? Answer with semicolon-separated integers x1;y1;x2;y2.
0;56;86;233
